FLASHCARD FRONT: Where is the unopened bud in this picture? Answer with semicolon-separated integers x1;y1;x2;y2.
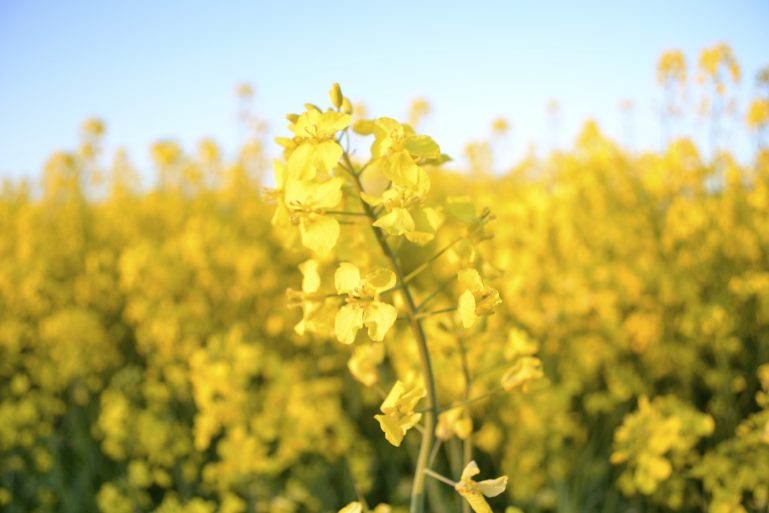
341;97;353;114
329;83;343;109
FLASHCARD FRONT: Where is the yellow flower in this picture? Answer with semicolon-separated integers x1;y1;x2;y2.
436;406;472;441
746;98;769;130
283;176;344;255
334;263;398;344
362;188;442;244
501;356;544;392
454;461;508;513
347;342;385;387
363;117;441;194
374;380;425;446
457;269;502;328
504;328;538;360
287;259;336;337
286;108;351;179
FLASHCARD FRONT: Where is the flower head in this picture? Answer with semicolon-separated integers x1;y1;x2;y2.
454;461;508;513
457;269;502;328
334;263;398;344
374;380;425;446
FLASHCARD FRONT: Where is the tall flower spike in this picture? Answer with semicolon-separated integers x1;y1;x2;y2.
374;380;425;446
454;461;508;513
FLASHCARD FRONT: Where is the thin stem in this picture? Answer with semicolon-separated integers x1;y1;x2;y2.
343;152;438;513
457;335;472;513
424;468;456;487
326;210;370;217
428;438;442;467
414;307;457;320
403;238;462;284
417;275;456;313
434;386;505;414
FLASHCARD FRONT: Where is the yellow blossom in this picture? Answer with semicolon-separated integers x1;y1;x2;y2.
374;380;425;446
501;356;544;392
436;406;472;441
347;342;385;387
454;461;508;513
457;268;502;328
334;263;398;344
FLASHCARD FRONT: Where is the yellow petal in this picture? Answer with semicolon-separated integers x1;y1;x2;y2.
404;135;441;159
459;290;477;328
347;343;385;387
364;301;397;341
300;215;339;255
501;356;544;391
365;268;396;292
458;269;485;293
375;413;406;446
338;502;363;513
460;461;481;481
335;304;364;344
317;111;352;136
312;140;344;173
335;263;361;294
299;260;320;293
446;196;476;223
373;207;415;236
286;143;317;180
360;191;383;206
477;476;508;497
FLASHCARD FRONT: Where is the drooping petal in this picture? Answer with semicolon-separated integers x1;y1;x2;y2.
476;476;508;497
375;413;407;446
334;304;364;344
363;301;397;341
305;176;344;209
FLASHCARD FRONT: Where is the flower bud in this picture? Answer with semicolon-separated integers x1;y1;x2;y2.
329;82;343;109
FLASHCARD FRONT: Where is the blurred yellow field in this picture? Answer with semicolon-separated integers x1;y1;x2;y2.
1;35;769;513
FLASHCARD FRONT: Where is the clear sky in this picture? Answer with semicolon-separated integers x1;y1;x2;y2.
1;1;768;180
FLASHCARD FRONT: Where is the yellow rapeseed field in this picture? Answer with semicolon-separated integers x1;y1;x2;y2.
1;45;769;513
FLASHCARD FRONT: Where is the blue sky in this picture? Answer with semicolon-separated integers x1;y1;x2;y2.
1;1;768;180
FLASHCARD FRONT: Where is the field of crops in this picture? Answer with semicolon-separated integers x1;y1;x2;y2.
1;46;769;513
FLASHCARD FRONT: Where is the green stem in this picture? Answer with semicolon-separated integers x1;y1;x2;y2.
414;307;457;320
424;468;456;487
403;238;462;283
326;210;370;217
344;152;438;513
457;335;472;513
417;275;456;313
